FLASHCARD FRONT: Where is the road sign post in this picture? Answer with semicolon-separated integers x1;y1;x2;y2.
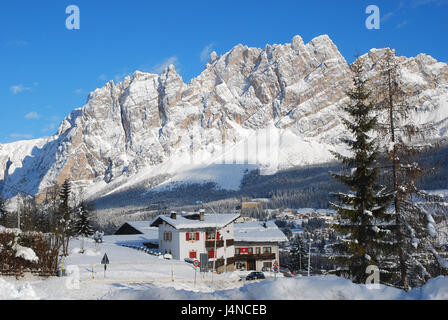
273;261;279;280
192;259;200;287
101;253;110;278
200;253;209;273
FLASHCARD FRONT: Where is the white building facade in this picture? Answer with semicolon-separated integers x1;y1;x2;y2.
150;211;240;272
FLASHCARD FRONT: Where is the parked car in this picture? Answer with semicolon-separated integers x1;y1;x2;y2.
246;271;265;280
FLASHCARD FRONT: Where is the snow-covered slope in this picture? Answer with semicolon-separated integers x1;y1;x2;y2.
1;35;447;201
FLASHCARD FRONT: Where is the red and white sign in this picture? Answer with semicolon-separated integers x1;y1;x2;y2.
193;260;199;267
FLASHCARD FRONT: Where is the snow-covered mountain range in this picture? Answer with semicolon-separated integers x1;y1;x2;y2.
1;34;447;202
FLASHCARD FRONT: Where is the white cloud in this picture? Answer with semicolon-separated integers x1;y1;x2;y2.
152;56;179;74
25;111;40;119
9;133;33;139
5;40;29;47
396;20;409;28
10;85;30;94
74;88;84;94
200;43;215;62
410;0;437;7
381;12;394;22
42;123;56;133
98;74;108;81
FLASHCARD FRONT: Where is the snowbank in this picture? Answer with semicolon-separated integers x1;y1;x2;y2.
0;278;39;300
14;245;39;262
2;237;446;300
102;275;448;300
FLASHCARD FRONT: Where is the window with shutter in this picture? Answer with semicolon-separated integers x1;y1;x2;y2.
186;233;190;241
196;232;199;241
263;247;272;254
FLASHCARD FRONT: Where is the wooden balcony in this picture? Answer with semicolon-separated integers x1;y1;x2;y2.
208;258;225;269
234;253;276;261
205;240;224;248
226;239;234;246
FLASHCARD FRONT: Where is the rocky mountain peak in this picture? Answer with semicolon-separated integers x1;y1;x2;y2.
1;35;447;202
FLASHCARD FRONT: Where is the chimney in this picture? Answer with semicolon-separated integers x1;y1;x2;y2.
199;209;205;221
170;211;177;219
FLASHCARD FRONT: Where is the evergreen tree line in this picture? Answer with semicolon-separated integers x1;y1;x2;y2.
0;179;96;257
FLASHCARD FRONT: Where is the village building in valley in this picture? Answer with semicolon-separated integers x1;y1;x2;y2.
234;221;288;271
150;210;240;273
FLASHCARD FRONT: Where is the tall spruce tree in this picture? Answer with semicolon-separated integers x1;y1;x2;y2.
0;196;7;227
373;48;448;289
289;234;309;273
20;197;38;232
73;202;94;237
57;179;74;256
329;57;393;284
73;202;94;253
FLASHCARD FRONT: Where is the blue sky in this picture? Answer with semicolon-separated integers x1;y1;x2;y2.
1;0;447;143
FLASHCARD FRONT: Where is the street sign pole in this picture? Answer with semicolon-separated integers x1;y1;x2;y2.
101;253;110;279
308;239;313;277
193;259;200;287
273;261;279;280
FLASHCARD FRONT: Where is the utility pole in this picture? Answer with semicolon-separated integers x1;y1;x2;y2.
198;201;220;284
212;208;218;284
308;238;313;277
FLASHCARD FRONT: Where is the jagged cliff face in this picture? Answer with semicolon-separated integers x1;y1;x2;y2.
1;35;447;200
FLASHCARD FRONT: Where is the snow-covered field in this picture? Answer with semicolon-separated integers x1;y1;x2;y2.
1;236;447;300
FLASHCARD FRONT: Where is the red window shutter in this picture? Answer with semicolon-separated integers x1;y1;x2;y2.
206;232;209;240
196;232;200;240
186;233;190;241
217;232;220;239
208;250;215;259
